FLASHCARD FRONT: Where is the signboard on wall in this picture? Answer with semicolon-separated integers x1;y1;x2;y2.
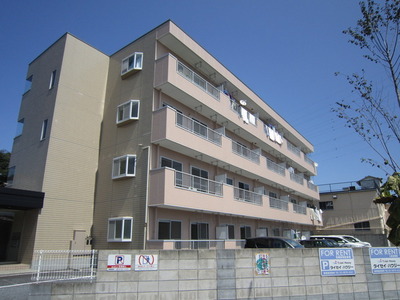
370;247;400;274
135;254;158;271
319;248;356;276
255;253;270;275
107;254;132;271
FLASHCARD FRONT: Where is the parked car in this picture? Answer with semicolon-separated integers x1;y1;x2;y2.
300;239;341;248
339;235;371;247
244;237;304;249
310;235;366;247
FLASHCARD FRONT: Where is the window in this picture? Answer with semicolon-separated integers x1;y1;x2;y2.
161;157;182;171
121;52;143;76
15;119;24;137
49;70;57;89
112;155;136;179
40;119;48;141
158;220;181;239
269;192;277;199
226;177;233;185
240;225;251;239
238;181;250;201
116;100;140;124
191;166;208;192
108;217;133;242
161;157;183;186
227;224;235;239
272;228;280;236
319;201;334;210
7;166;15;185
24;75;32;93
354;221;370;231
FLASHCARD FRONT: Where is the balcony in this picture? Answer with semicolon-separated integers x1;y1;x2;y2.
176;112;222;145
177;61;220;100
152;107;320;200
154;54;317;177
148;168;320;226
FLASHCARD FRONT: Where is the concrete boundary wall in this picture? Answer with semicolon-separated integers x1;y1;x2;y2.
29;248;400;299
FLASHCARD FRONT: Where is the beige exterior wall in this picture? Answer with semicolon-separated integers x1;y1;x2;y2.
92;29;157;249
317;188;388;246
9;34;109;255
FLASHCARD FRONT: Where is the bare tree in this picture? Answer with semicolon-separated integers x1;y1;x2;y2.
333;0;400;175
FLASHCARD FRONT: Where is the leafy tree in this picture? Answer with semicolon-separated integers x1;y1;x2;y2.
374;173;400;245
0;149;10;186
333;0;400;175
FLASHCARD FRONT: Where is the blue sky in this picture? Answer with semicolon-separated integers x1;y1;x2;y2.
0;0;393;185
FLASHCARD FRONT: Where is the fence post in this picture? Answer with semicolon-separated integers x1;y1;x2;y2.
90;250;96;281
35;250;43;282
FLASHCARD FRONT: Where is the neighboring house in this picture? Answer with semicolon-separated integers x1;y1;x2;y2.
1;20;320;264
317;176;389;246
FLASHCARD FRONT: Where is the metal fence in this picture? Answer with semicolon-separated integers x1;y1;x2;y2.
31;250;97;282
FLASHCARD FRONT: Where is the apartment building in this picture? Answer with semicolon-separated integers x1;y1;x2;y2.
3;20;320;263
317;176;388;246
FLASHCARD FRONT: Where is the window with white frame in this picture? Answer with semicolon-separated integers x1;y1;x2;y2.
116;100;140;124
15;118;24;137
112;155;136;179
108;217;133;242
40;119;48;141
158;220;181;239
49;70;57;89
121;52;143;76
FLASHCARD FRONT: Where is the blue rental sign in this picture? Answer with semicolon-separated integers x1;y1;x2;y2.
369;247;400;274
319;248;356;276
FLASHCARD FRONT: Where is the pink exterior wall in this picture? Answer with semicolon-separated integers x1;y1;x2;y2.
148;167;319;226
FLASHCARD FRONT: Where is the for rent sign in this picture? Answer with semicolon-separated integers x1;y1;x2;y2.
319;248;356;276
370;247;400;274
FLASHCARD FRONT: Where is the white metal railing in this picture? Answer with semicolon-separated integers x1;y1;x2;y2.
287;141;301;157
293;203;307;215
269;197;289;211
233;187;263;205
232;141;260;163
307;181;318;192
266;159;285;176
176;112;222;145
290;172;304;185
175;171;223;196
31;250;97;282
177;61;220;100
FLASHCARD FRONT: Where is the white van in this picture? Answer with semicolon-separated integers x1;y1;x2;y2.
310;235;366;247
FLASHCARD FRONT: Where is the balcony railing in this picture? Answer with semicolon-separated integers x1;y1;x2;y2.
266;159;285;176
307;181;318;192
293;203;307;215
290;172;304;185
232;141;260;164
175;171;223;196
176;112;222;145
147;239;245;250
304;155;315;167
269;197;289;211
177;61;220;100
233;188;262;205
287;141;301;157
